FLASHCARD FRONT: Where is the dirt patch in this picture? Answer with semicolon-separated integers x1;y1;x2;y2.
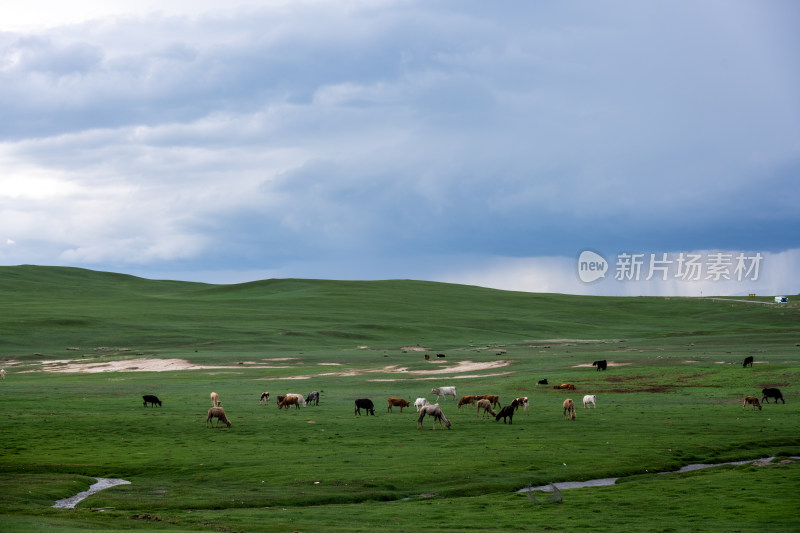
36;358;293;373
571;361;631;368
400;346;429;352
273;360;512;381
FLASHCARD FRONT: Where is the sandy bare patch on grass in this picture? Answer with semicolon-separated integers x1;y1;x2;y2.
571;361;631;368
275;360;511;381
37;358;293;373
400;346;429;351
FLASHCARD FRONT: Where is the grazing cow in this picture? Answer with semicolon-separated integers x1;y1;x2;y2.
276;395;286;405
417;403;451;430
414;397;429;411
424;353;430;360
306;391;320;406
563;398;576;420
278;396;300;409
554;384;576;391
761;388;785;404
387;397;411;413
285;393;306;407
583;395;597;408
537;378;548;385
210;392;221;407
513;397;529;411
743;396;762;411
592;360;607;371
142;394;162;407
354;398;376;416
476;399;497;418
495;402;517;424
436;353;446;358
457;395;476;408
259;392;270;405
743;356;754;368
431;386;457;401
206;407;232;428
475;394;500;408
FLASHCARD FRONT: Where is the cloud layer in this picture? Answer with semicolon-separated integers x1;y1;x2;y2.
1;1;798;295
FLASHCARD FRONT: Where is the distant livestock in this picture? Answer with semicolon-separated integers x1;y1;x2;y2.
761;388;785;404
355;398;376;416
563;398;576;420
142;394;161;407
206;407;232;428
743;396;762;411
513;397;529;411
0;369;5;379
457;395;476;408
424;353;430;360
387;398;411;413
743;356;754;368
306;391;320;406
475;394;500;408
436;353;446;358
417;403;451;430
554;384;576;391
414;397;429;411
210;392;221;407
431;386;457;401
476;399;496;418
279;396;300;409
259;392;270;405
537;379;548;385
495;403;516;424
592;360;607;371
583;395;597;408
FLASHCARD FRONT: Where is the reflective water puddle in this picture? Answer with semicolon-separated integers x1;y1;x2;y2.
53;478;131;509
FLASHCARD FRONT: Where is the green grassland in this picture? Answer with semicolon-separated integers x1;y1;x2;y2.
0;265;798;532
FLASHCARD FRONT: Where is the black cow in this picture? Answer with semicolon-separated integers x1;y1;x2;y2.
436;353;446;358
354;398;375;416
142;394;161;407
743;356;754;368
495;401;517;424
306;390;320;406
592;360;607;371
761;388;785;404
538;378;548;385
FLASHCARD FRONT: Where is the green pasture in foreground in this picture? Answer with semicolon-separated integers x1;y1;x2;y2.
0;266;799;532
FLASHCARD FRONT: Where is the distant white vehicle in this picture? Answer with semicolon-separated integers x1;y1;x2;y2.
774;296;788;303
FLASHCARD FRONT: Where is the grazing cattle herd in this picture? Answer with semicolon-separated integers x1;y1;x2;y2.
135;355;785;430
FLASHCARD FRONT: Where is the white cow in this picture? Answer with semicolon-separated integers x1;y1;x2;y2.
583;394;597;408
430;386;457;401
414;397;429;411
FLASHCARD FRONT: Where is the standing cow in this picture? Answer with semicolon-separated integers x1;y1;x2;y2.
592;360;607;371
761;388;785;404
430;386;457;401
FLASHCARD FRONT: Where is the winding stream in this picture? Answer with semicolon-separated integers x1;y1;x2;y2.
53;478;131;509
519;456;799;493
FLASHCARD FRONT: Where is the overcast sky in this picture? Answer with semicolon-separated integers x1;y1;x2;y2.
1;0;798;296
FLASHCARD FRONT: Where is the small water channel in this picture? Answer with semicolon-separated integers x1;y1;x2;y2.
519;456;799;493
53;478;131;509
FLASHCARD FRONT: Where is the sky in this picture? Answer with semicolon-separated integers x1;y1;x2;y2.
1;0;798;296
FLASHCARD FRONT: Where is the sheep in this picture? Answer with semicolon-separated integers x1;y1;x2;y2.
210;392;221;407
563;398;576;420
206;407;232;428
476;399;496;418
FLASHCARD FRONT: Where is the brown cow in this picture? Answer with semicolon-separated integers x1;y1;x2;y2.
387;398;411;413
475;394;500;407
279;396;300;409
457;395;476;408
554;384;576;391
743;396;762;411
563;398;576;420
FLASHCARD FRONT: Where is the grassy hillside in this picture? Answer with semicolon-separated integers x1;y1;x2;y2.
1;265;797;359
0;266;798;532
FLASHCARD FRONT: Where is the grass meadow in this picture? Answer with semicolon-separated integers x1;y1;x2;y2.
0;266;798;532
